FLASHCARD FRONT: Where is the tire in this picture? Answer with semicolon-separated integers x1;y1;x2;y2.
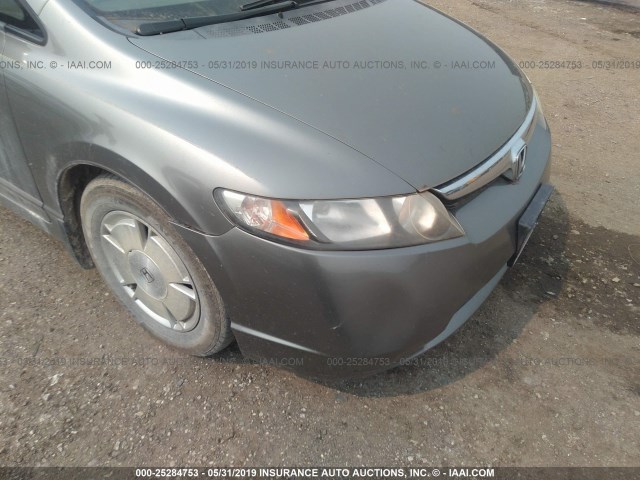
80;174;233;356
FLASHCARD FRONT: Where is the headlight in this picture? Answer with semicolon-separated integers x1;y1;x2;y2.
215;189;464;250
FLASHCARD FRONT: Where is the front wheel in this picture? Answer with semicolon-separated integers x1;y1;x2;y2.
80;175;233;356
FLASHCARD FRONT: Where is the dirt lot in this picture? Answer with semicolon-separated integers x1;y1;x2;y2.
1;0;639;469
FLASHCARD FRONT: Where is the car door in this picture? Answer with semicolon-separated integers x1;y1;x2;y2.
0;0;48;222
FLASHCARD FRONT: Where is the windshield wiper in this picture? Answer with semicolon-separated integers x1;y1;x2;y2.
241;0;293;11
137;1;297;36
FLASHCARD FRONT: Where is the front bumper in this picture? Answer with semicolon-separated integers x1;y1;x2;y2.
177;114;552;379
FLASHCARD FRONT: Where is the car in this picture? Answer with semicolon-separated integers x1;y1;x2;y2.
0;0;552;378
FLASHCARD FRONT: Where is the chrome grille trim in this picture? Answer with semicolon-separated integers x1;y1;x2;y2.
431;97;538;201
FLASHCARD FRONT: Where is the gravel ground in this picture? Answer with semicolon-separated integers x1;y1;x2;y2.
1;0;639;469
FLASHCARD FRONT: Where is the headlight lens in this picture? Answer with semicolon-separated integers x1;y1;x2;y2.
218;190;310;241
216;189;464;250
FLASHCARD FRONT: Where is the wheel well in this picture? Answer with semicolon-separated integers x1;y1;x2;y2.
58;164;114;269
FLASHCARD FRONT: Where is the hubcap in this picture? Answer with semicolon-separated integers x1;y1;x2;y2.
100;211;200;332
128;250;167;299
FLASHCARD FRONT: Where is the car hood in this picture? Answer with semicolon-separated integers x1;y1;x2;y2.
130;0;532;190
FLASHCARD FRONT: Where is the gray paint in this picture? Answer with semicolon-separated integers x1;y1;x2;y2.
0;0;552;377
0;28;47;217
3;0;419;236
131;0;531;189
24;0;50;14
176;114;551;377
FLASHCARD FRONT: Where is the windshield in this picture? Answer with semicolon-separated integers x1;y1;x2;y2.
80;0;322;33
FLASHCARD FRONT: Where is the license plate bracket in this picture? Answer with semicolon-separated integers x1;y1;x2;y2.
509;183;554;267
